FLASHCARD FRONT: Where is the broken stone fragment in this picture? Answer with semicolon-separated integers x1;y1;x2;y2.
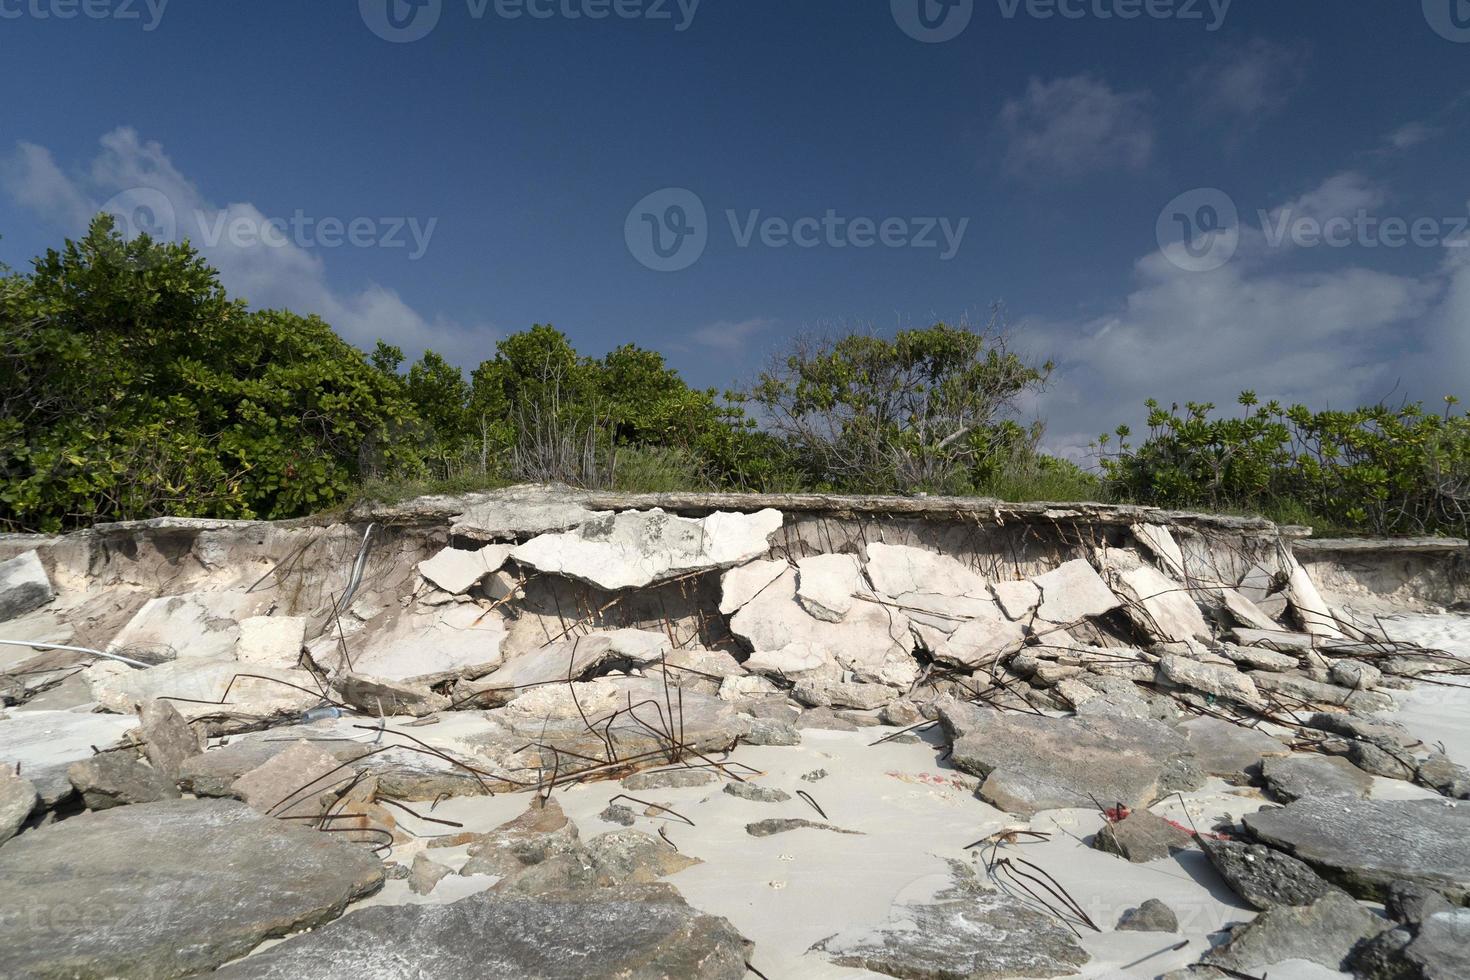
230;741;348;819
1102;549;1210;643
1416;753;1470;799
0;550;54;622
341;600;507;686
211;882;749;980
67;751;180;810
235;615;307;669
0;770;38;844
461;798;582;877
1093;808;1196;863
106;591;262;662
1117;898;1179;932
933;604;1027;668
1131;523;1190;580
332;672;450;718
582;829;702;885
745;818;862;837
1201;838;1337;910
622;768;718;791
792;679;896;710
1157;655;1260;704
742;642;835;681
1177;716;1289;782
0;799;384;979
1283;551;1347;639
459;629;671;707
1261;753;1373;803
409;853;453;895
794;552;865;623
600;803;636;825
1331;659;1383;690
511;507;782;591
1215;641;1298;672
417;544;513;595
176;721;375;797
1202;889;1387;974
1252;670;1394;713
718;558;788;615
1031;558;1122;624
90;658;322;735
137;697;206;778
1218;588;1283;632
991;578;1042;620
724;781;790;803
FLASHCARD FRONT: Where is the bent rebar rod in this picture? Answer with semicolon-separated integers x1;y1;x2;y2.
0;639;151;670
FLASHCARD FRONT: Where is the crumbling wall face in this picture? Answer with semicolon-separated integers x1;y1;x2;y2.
1298;548;1470;613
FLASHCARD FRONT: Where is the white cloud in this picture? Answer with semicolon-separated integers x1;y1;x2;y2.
1000;75;1154;179
1190;39;1308;121
1;128;493;366
687;317;773;353
1388;122;1436;150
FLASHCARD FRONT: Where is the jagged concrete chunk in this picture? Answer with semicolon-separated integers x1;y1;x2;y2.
106;591;261;662
1406;909;1470;979
1262;754;1373;802
1178;717;1289;781
1032;559;1121;624
90;658;321;735
1201;838;1337;910
622;768;719;791
1158;655;1260;704
991;578;1042;620
138;698;205;777
1252;671;1394;713
213;883;749;980
1219;588;1283;630
0;770;38;844
344;601;507;685
231;741;346;818
236;615;307;669
793;679;896;710
0;709;137;800
512;508;782;590
1202;890;1386;973
814;863;1089;979
1093;809;1196;863
177;722;376;797
1103;549;1211;643
743;643;835;680
418;544;513;595
1132;523;1189;579
451;497;605;542
1217;642;1298;671
333;672;450;717
939;700;1202;815
68;752;179;810
795;553;864;623
934;605;1026;668
1284;551;1347;639
1418;753;1470;799
1245;798;1470;902
0;550;54;622
0;800;383;979
718;559;788;614
1117;898;1179;932
409;853;453;895
463;629;672;706
864;542;988;599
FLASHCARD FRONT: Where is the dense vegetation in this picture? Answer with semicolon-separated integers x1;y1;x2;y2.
1;219;1465;538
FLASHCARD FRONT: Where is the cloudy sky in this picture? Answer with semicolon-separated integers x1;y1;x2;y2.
1;1;1467;459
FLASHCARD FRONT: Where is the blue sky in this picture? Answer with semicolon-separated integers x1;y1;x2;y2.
2;0;1468;457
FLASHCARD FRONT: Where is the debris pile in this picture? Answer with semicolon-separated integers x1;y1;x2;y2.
2;487;1468;978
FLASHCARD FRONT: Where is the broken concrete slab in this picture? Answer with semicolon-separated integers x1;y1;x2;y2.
0;770;38;844
934;604;1027;669
1284;551;1347;639
332;672;450;718
792;679;896;710
622;768;719;791
1158;655;1260;704
0;799;383;979
1117;898;1179;933
0;550;54;623
863;543;997;629
939;700;1203;815
106;591;262;662
582;829;702;885
231;740;348;819
1417;753;1470;799
460;797;583;877
1216;642;1298;672
1094;808;1196;863
1032;559;1122;624
1252;670;1395;713
991;578;1042;620
418;544;513;595
138;697;205;778
718;558;788;614
1133;523;1190;580
1219;588;1285;631
0;709;136;802
743;643;836;681
461;629;672;706
1178;717;1289;782
511;507;783;591
724;781;790;803
342;600;508;686
409;852;453;895
813;862;1090;979
794;552;865;623
89;658;322;734
67;751;179;809
1245;797;1470;902
176;721;375;797
1201;838;1337;910
1103;549;1210;643
1406;909;1470;979
213;883;749;980
450;496;605;542
1261;754;1373;802
1202;889;1386;974
235;615;307;669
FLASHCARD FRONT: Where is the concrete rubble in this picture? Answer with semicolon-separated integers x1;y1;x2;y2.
1;486;1468;977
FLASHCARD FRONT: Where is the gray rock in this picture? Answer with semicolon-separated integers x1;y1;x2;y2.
813;862;1090;979
1117;898;1179;932
0;799;383;979
1261;753;1374;803
745;818;862;838
802;769;829;782
1032;558;1121;624
461;798;582;877
67;751;180;810
418;544;513;595
332;672;450;718
138;698;205;778
1253;671;1394;713
939;700;1202;816
213;883;750;980
1178;717;1290;782
1307;712;1414;748
724;782;791;803
1406;908;1470;979
1216;641;1298;672
1351;926;1417;980
582;829;701;885
0;770;38;844
1332;659;1384;690
1348;739;1419;781
1094;809;1196;863
1158;655;1260;703
1202;889;1387;973
622;768;719;791
1244;797;1470;902
462;630;672;707
177;726;374;797
1417;753;1470;799
409;853;453;895
1201;838;1336;910
793;679;896;711
741;716;800;745
600;803;637;825
230;741;346;818
0;550;54;621
1384;880;1456;928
